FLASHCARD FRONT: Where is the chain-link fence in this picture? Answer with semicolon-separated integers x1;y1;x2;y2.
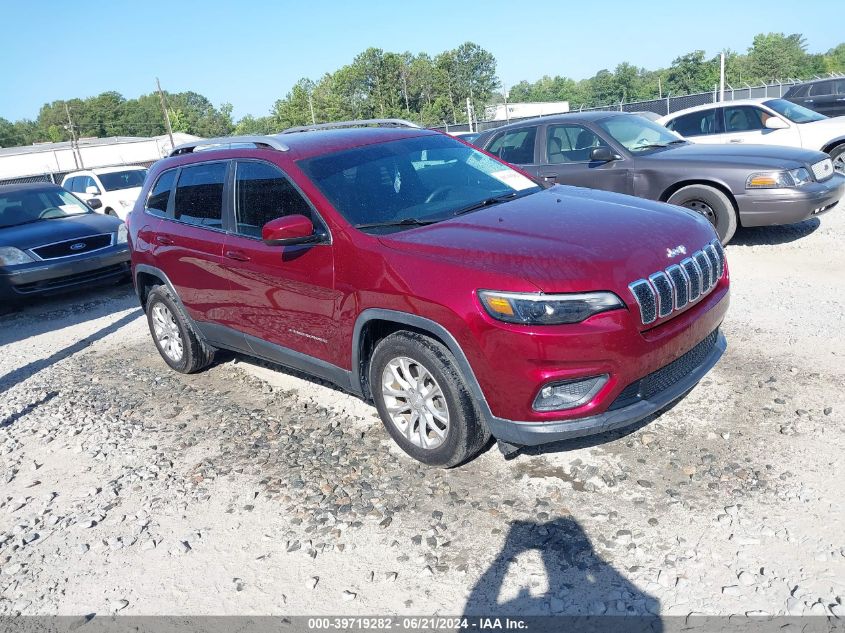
0;160;157;188
431;77;827;133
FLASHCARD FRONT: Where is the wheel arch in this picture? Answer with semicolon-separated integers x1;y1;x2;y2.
352;309;490;415
821;136;845;155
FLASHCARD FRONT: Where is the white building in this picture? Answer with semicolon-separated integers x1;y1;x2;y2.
485;101;570;122
0;133;201;184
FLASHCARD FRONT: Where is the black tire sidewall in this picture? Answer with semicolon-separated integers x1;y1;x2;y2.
668;185;737;245
146;287;192;373
369;333;479;467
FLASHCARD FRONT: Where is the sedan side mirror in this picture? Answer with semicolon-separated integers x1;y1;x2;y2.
85;185;101;195
88;198;103;210
764;117;790;130
262;214;319;246
590;147;618;162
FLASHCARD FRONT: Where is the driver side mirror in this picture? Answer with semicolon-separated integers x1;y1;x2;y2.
85;185;101;195
590;147;619;162
262;214;320;246
764;117;790;130
88;198;103;210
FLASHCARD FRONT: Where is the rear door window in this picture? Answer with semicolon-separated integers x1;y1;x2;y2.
487;127;537;164
666;109;718;137
723;106;766;132
173;162;227;230
809;81;833;97
145;169;177;218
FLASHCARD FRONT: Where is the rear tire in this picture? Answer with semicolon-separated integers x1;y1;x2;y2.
369;331;490;468
145;286;214;373
668;184;737;245
829;144;845;175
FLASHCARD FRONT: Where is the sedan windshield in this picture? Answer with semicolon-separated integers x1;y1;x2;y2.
97;169;148;191
297;134;540;232
0;188;91;229
764;99;826;123
598;115;685;153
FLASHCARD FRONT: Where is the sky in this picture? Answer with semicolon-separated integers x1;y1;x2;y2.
0;0;841;123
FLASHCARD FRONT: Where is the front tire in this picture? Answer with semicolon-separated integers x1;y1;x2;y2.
668;184;737;245
829;144;845;175
369;332;490;467
145;286;214;373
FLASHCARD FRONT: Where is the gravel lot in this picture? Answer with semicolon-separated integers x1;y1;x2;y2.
1;211;843;618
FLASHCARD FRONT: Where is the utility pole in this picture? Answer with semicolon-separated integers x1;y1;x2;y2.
658;76;662;99
719;52;726;102
308;90;316;125
64;102;83;169
466;97;474;133
156;78;175;149
503;84;510;124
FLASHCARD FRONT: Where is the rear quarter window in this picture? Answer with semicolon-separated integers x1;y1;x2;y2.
145;169;177;218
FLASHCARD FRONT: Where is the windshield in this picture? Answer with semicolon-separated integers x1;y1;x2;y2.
597;115;685;153
0;188;91;229
764;98;826;123
97;169;148;191
297;134;541;232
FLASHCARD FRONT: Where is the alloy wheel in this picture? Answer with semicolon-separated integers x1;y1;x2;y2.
151;303;184;362
381;356;450;450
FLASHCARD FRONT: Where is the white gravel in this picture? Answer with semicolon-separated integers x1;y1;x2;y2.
0;211;843;617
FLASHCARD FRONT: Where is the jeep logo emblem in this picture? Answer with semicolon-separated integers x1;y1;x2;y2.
666;245;686;258
70;242;87;251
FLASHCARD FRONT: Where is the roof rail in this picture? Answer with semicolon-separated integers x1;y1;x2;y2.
169;135;289;157
281;118;421;134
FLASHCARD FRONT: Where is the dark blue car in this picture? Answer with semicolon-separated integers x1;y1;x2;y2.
0;182;130;309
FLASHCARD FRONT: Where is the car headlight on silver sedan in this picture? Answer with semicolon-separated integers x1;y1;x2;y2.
478;290;624;325
116;223;128;244
746;167;812;189
0;246;35;266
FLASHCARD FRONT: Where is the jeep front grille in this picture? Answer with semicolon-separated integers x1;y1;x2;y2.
628;239;725;325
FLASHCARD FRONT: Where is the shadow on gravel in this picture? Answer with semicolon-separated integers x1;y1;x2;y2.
0;308;141;396
729;217;820;247
463;517;661;627
0;282;136;346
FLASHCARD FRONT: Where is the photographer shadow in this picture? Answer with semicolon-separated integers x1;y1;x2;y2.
463;517;662;632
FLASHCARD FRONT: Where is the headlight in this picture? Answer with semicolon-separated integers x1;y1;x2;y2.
0;246;35;266
116;223;128;244
746;167;812;189
478;290;624;325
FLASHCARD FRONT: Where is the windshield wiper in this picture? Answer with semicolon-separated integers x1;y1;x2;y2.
354;217;441;230
632;142;669;150
452;192;520;217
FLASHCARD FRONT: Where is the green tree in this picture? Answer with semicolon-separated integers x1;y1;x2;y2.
748;33;807;80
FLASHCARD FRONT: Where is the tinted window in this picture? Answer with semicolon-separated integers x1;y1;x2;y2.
64;176;78;192
546;124;609;163
173;163;226;229
787;84;810;98
724;106;766;132
145;169;177;218
809;81;833;97
666;109;717;137
234;161;313;238
98;169;148;191
487;127;537;164
835;79;845;95
80;175;98;192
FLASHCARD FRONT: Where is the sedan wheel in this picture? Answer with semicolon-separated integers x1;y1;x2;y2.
830;145;845;175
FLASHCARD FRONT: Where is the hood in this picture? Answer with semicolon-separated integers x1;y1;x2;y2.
645;142;826;169
799;116;845;142
0;213;123;250
378;187;718;293
111;186;143;202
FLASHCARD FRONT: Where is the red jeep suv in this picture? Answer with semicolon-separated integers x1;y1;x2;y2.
127;119;729;467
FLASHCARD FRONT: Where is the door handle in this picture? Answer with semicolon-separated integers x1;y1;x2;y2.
155;235;174;246
729;139;744;143
224;249;250;262
539;173;558;181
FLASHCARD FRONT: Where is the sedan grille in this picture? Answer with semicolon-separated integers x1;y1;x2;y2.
812;158;834;182
31;234;113;260
628;239;725;325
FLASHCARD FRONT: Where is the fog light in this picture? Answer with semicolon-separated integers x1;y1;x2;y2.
532;375;608;412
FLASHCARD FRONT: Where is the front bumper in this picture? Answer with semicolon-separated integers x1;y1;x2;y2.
486;329;726;446
0;246;130;302
735;174;845;227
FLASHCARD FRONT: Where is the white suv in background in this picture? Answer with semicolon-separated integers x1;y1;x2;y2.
61;166;148;219
658;98;845;174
